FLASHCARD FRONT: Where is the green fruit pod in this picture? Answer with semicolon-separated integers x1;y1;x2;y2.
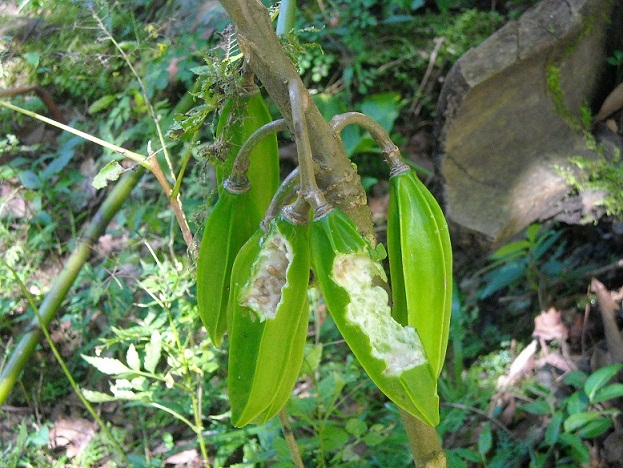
387;169;452;378
228;212;311;427
196;187;257;347
311;208;440;426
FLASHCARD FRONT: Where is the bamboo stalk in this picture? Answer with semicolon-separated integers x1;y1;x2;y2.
0;168;144;404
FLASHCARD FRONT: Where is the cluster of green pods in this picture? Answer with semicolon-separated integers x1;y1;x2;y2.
196;90;279;347
195;88;452;428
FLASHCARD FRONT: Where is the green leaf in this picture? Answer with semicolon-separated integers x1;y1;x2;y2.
453;447;483;463
320;425;350;452
576;417;612;439
490;240;531;260
478;423;492;456
584;364;623;402
18;169;41;189
110;379;150;401
526;223;542;243
566;391;589;414
545;411;564;445
23;51;41;68
82;354;131;375
144;330;162;373
359;92;403;133
88;94;117;114
558;433;589;463
480;262;526;299
563;370;587;389
593;383;623;404
362;429;385;447
521;399;552;415
81;389;116;403
346;418;367;438
92;160;123;189
300;343;323;375
126;344;141;371
563;411;601;433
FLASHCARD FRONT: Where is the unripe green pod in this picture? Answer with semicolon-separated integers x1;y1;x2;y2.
311;208;439;426
228;212;311;427
216;92;279;219
196;187;257;347
387;169;452;378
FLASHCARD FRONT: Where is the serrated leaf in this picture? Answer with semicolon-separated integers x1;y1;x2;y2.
110;379;142;400
126;344;141;371
346;418;367;437
144;330;162;373
92;160;123;189
82;354;131;375
584;364;623;402
593;383;623;404
81;389;116;403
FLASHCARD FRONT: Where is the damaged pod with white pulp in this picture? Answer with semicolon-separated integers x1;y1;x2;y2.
387;168;452;378
311;208;440;426
227;212;310;427
196;186;257;347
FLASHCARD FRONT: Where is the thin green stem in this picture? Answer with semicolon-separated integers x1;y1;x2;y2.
0;100;151;169
2;260;129;464
0;168;144;405
91;7;175;181
276;0;296;35
151;402;198;430
193;378;210;465
279;409;304;468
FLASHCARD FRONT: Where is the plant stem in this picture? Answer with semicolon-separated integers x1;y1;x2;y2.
3;261;129;464
399;408;446;467
288;79;328;213
279;409;304;468
0;100;151;169
0;168;144;404
218;0;374;240
276;0;296;35
0;100;194;247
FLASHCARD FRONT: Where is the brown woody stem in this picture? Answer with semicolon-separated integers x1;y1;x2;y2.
218;0;373;240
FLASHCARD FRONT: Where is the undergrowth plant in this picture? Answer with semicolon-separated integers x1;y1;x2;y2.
5;0;576;466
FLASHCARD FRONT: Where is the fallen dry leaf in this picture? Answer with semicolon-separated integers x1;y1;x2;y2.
594;81;623;123
50;417;97;458
533;307;568;342
590;278;623;364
